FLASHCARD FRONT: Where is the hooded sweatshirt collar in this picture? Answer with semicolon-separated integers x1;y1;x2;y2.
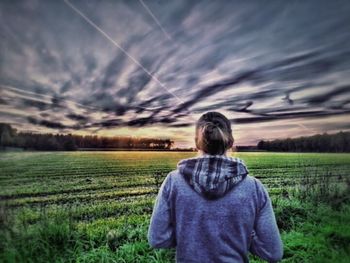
177;155;248;199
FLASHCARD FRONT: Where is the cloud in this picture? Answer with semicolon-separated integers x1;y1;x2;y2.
1;0;350;142
27;116;68;129
231;110;350;124
65;113;89;122
306;85;350;105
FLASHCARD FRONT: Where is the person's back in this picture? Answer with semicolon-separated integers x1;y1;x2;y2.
148;112;283;262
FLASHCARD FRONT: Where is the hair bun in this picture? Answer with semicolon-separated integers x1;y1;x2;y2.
203;122;217;133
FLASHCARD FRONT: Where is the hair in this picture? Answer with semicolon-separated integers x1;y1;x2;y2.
195;112;234;155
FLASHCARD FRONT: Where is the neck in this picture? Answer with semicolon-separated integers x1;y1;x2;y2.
197;150;228;156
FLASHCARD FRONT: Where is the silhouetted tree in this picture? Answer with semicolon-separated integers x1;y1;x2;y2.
0;123;16;146
0;123;174;151
257;131;350;152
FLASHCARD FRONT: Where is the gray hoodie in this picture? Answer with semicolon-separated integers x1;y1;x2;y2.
148;155;283;262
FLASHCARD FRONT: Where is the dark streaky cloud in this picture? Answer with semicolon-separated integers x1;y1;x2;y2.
0;0;350;134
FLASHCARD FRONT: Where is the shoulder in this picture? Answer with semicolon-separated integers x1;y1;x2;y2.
239;175;269;199
245;175;268;192
163;169;189;191
248;176;271;208
160;170;182;189
238;174;261;189
158;170;183;200
163;169;183;185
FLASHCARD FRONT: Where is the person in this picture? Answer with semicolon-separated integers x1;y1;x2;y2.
148;111;283;263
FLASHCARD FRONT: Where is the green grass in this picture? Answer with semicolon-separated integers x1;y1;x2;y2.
1;151;350;262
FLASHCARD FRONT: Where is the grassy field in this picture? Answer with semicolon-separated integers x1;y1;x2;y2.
1;151;350;262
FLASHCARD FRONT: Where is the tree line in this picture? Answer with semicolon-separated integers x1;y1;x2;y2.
0;123;174;151
257;131;350;152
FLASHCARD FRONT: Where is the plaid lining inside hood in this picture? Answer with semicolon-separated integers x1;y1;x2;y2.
177;155;249;199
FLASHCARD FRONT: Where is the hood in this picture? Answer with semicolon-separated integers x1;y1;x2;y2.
177;155;248;199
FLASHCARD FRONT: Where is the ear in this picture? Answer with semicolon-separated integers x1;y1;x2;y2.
228;137;234;149
195;136;200;150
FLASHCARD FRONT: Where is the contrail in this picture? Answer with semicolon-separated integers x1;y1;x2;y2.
63;0;185;107
297;123;317;134
139;0;173;41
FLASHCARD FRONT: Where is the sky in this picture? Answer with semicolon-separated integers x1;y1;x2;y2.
1;0;350;147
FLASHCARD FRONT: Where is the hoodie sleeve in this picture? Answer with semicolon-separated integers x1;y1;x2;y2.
249;180;283;262
148;173;176;248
